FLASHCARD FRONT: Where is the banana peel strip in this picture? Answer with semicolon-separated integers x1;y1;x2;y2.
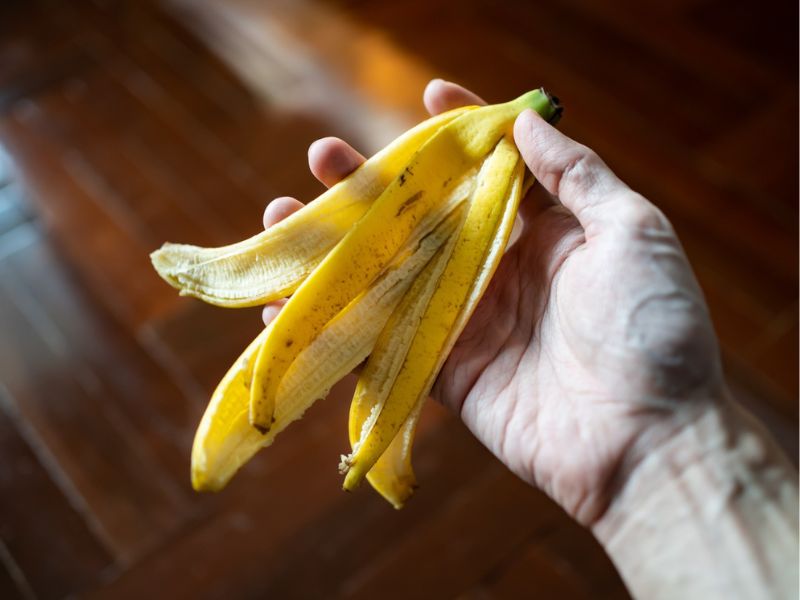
151;106;473;308
342;136;525;491
344;215;463;508
364;157;528;508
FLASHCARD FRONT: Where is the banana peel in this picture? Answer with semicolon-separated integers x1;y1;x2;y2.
192;184;473;491
151;106;473;307
151;89;562;507
343;136;526;504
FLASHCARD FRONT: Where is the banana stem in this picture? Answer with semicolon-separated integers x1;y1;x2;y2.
512;88;563;124
540;88;563;124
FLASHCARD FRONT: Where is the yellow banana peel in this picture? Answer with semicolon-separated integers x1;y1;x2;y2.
151;106;473;307
151;89;562;507
343;136;526;501
192;203;466;491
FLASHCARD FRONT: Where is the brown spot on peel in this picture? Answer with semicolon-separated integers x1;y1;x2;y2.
395;191;423;217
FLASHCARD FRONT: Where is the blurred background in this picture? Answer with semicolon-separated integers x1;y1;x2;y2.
0;0;796;598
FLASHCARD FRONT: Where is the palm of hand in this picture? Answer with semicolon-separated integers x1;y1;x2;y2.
436;185;722;524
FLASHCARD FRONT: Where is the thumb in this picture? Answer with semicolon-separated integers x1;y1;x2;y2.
514;109;650;237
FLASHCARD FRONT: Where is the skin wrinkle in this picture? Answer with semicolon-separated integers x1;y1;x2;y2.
552;268;604;372
629;219;678;246
522;130;619;237
556;153;604;218
670;444;729;591
540;211;584;282
493;354;525;464
703;418;786;588
514;248;541;341
600;398;726;532
720;479;767;587
529;342;575;439
517;282;539;364
450;333;502;416
578;413;642;526
461;335;518;419
555;152;592;190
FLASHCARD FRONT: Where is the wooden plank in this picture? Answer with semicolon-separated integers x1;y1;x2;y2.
466;545;594;600
90;412;523;599
687;0;797;76
0;405;112;599
260;415;499;598
60;0;282;202
551;0;787;93
340;464;565;599
522;522;631;599
0;542;34;600
86;374;359;598
66;0;262;137
0;236;192;563
14;0;267;219
0;111;180;328
51;0;333;233
0;2;98;106
143;300;265;396
484;2;763;146
5;234;203;479
95;51;329;206
335;0;770;147
29;82;202;250
701;90;799;218
44;72;227;246
750;316;799;408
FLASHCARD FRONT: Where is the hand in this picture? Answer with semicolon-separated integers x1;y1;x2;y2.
261;80;724;526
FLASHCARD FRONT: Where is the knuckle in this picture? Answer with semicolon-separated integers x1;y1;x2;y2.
614;194;670;233
549;146;603;197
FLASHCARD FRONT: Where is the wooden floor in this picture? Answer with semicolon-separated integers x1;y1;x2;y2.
0;0;796;598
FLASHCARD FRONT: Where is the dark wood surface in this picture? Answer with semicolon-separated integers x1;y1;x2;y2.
0;0;796;598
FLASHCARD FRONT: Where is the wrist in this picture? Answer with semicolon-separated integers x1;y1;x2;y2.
594;395;727;540
593;391;798;599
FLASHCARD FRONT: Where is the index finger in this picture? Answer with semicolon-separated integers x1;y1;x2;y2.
423;79;486;115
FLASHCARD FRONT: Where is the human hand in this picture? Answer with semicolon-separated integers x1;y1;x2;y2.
261;79;724;526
